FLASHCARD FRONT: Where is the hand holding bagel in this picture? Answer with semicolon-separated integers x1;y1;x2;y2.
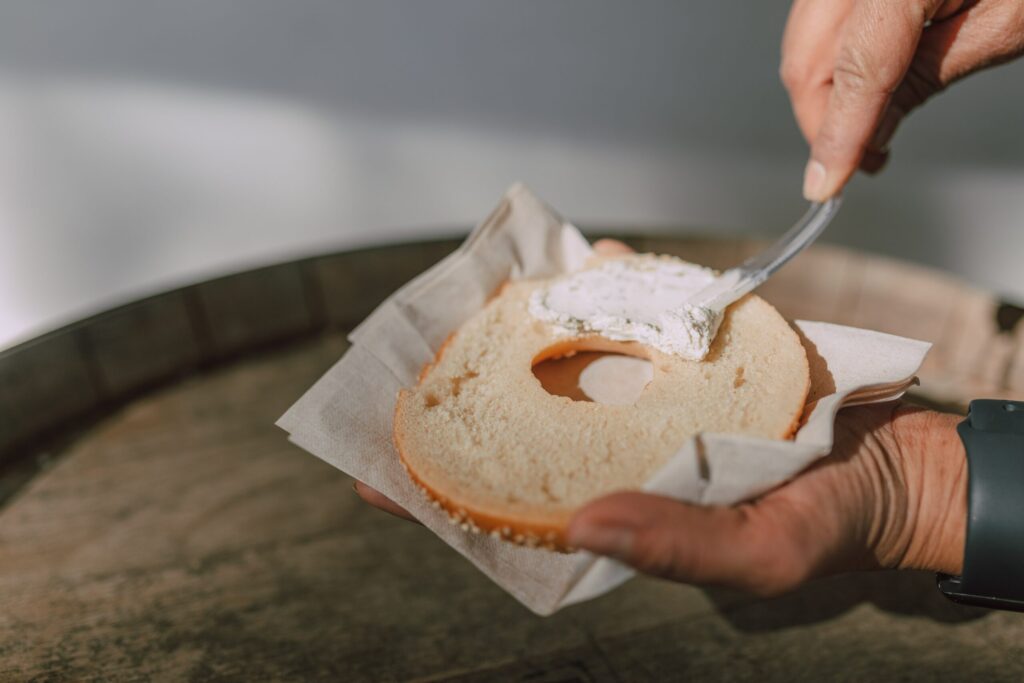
355;240;968;595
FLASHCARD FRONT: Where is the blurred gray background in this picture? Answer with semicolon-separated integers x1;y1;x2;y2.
1;1;1022;348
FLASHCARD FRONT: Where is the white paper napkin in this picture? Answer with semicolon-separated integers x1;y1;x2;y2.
278;184;931;616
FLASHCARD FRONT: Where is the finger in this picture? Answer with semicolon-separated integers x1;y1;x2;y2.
353;481;421;524
859;148;890;175
869;1;1024;155
780;0;856;142
805;0;945;200
592;239;634;256
791;86;833;147
568;491;814;597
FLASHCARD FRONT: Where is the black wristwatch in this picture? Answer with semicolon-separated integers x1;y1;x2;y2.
937;399;1024;611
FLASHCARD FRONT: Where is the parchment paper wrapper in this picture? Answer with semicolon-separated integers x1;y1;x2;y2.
278;184;931;616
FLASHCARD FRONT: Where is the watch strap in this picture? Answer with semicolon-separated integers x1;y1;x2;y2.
938;399;1024;611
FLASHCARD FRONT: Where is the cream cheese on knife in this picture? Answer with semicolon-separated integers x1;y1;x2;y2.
528;256;723;361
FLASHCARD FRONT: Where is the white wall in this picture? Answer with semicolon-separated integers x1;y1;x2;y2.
1;1;1022;348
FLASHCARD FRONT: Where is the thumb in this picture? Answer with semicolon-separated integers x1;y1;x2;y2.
567;492;813;597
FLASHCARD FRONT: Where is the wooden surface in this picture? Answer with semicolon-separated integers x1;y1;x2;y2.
4;235;1024;680
0;239;459;463
4;331;1024;682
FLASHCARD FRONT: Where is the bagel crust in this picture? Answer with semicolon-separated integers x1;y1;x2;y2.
393;254;810;551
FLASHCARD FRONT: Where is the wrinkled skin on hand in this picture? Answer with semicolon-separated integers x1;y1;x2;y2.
566;404;965;597
781;0;1024;199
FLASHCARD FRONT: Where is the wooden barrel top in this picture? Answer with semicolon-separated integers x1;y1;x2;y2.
2;234;1024;681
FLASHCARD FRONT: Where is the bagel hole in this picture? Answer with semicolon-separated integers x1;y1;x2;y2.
532;351;653;405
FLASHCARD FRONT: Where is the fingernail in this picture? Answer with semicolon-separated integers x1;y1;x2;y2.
802;159;827;201
567;523;635;561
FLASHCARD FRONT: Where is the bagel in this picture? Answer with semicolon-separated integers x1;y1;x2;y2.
393;254;810;550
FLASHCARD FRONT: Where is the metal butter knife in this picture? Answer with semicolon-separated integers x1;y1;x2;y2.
691;198;842;313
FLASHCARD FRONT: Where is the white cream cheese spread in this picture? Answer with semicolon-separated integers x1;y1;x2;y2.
528;257;724;361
